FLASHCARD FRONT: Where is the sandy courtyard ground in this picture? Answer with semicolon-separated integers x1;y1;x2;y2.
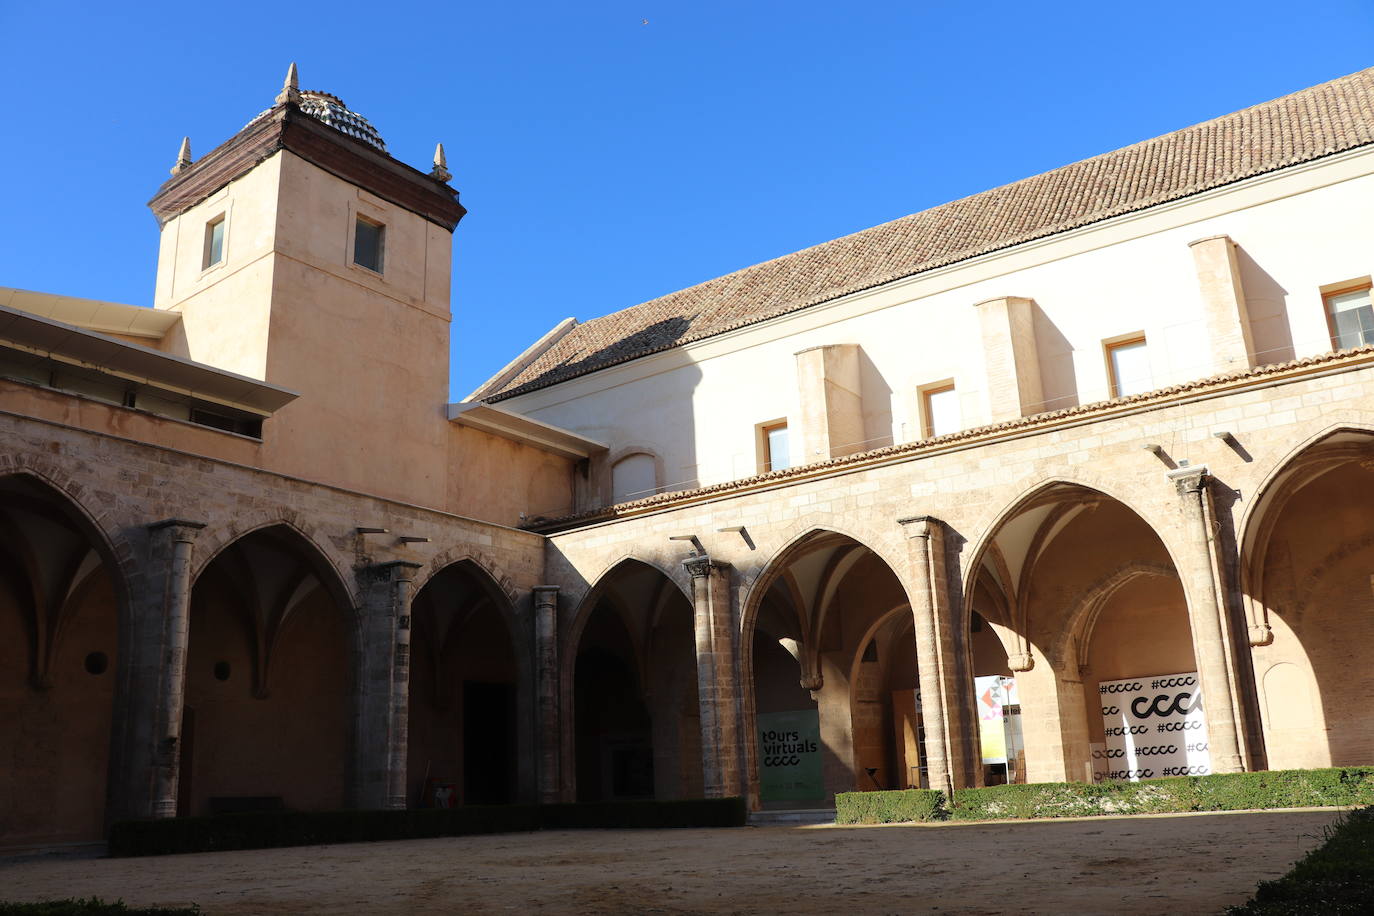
0;808;1345;915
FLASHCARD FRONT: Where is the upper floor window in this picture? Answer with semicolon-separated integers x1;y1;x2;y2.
1106;335;1151;398
353;216;385;273
1324;285;1374;351
202;215;226;270
762;421;790;473
922;382;959;437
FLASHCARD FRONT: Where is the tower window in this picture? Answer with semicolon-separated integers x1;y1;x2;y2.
761;421;790;473
353;216;385;273
202;215;226;269
921;382;959;437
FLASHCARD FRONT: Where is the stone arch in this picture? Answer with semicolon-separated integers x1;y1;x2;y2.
414;547;521;609
408;557;535;806
739;526;912;808
559;555;699;801
956;477;1195;784
190;512;359;614
0;466;133;845
1237;424;1374;767
179;520;358;815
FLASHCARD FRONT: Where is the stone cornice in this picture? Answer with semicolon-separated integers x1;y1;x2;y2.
147;105;466;230
526;345;1374;534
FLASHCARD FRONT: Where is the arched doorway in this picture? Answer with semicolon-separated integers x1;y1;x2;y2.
0;473;124;845
569;560;701;801
966;484;1198;784
408;561;527;807
743;531;914;808
1243;430;1374;769
180;525;353;815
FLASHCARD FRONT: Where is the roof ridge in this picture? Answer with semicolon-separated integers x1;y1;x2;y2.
486;66;1374;402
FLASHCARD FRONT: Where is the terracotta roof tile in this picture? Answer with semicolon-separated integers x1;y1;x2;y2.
486;68;1374;401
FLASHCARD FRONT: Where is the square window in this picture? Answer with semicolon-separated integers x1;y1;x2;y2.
921;383;959;438
353;216;385;273
1324;285;1374;351
762;421;790;473
1106;336;1151;398
202;216;225;270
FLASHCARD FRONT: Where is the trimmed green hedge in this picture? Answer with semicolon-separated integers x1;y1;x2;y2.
1228;805;1374;914
0;900;198;915
835;767;1374;825
108;797;745;857
834;789;944;825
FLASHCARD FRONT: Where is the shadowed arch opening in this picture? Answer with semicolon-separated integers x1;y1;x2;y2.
407;559;531;807
0;472;128;845
180;523;355;815
741;528;912;810
963;482;1195;785
1240;428;1374;769
566;558;700;801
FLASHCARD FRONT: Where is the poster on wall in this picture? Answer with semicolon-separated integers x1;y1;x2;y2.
757;709;823;801
1094;672;1211;782
974;675;1019;764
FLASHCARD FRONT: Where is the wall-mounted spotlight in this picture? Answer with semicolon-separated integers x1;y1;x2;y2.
716;525;756;550
398;535;431;544
356;527;389;535
669;533;704;555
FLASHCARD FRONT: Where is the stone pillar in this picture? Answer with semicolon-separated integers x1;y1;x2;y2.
973;296;1045;422
898;515;970;791
353;560;421;809
532;585;561;803
1189;235;1255;371
145;518;206;819
1169;466;1245;774
794;343;865;462
684;555;743;798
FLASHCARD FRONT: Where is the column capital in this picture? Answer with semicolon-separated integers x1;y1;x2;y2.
146;518;207;541
683;554;731;580
1007;653;1034;672
897;515;943;539
367;560;423;583
1167;464;1211;496
532;585;561;600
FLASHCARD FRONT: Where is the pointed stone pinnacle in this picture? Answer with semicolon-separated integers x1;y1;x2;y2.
275;62;301;105
171;137;192;176
430;142;452;182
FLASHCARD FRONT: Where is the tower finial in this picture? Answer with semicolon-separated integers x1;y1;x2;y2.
275;62;301;105
430;142;452;182
171;137;193;176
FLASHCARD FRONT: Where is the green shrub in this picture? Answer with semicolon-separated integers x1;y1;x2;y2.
1227;806;1374;914
834;789;943;825
0;900;199;915
833;767;1374;825
108;798;742;857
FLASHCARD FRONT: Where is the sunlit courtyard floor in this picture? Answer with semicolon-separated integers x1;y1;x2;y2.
0;808;1346;914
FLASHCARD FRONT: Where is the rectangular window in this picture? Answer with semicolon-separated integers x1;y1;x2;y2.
353;216;385;273
202;216;225;269
763;422;790;472
922;383;959;438
1106;336;1152;398
1324;285;1374;351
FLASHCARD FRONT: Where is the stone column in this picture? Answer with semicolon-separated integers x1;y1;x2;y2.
1169;466;1246;774
684;555;743;798
532;585;561;803
1189;235;1255;372
898;515;968;792
145;518;206;819
973;296;1045;422
353;560;421;809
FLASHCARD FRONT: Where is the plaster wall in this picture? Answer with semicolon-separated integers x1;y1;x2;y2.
505;154;1374;498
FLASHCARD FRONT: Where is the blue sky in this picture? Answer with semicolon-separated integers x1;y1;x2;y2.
2;2;1372;399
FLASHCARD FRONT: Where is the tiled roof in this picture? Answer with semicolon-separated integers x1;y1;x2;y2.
484;67;1374;402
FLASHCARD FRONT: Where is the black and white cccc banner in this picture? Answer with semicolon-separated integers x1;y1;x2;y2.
1094;672;1211;782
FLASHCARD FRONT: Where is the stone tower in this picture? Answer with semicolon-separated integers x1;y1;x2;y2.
147;66;466;507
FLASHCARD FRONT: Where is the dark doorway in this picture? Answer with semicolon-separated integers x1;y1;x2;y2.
462;681;516;805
